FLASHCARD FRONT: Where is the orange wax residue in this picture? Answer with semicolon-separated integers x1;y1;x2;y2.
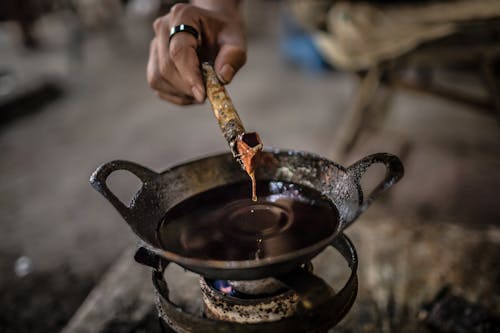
236;132;263;202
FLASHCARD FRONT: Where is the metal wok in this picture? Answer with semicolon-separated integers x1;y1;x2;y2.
90;148;403;280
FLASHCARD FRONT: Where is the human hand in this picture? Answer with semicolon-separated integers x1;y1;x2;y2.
147;3;246;105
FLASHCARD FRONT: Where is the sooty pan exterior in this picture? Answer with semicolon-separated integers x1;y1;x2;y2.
90;148;403;280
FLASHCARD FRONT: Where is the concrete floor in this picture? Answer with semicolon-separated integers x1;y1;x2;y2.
0;4;499;332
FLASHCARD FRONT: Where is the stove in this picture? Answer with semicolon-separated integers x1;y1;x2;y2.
135;233;358;333
91;150;404;332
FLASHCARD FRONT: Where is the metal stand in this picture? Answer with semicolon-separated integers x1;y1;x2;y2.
135;234;359;333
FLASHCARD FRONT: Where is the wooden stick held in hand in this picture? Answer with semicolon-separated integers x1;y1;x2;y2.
202;62;263;201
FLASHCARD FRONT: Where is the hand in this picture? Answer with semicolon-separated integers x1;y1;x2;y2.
147;3;246;105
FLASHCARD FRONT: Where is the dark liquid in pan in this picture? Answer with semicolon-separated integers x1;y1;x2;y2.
157;181;338;261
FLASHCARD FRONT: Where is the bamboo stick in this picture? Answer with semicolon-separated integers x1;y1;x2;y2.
202;62;263;201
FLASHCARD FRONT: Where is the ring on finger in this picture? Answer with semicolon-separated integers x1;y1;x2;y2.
169;24;201;44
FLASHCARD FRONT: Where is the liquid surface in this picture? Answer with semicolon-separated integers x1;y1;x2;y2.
157;181;339;261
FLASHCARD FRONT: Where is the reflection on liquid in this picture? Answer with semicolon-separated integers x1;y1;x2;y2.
157;181;338;261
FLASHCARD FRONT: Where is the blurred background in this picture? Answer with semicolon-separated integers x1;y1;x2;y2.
0;0;499;332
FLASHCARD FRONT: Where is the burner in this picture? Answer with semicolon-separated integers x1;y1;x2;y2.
137;233;358;333
212;280;235;296
209;278;284;297
201;277;299;323
228;277;285;295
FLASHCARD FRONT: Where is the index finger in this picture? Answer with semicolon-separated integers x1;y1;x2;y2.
156;17;204;102
169;30;205;102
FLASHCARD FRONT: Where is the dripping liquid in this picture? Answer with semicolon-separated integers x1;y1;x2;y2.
236;132;262;202
157;180;339;261
250;172;257;202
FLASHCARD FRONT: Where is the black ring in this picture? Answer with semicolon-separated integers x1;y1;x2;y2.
169;24;200;43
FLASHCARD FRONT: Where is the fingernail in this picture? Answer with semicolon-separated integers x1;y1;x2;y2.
191;85;205;103
218;64;235;84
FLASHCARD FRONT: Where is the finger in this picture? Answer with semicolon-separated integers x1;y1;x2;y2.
155;16;191;93
157;91;196;105
147;38;166;91
214;43;246;84
148;38;191;98
167;4;204;101
169;31;204;103
156;14;204;103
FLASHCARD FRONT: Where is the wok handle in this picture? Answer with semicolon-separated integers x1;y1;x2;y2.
90;160;157;221
345;153;404;227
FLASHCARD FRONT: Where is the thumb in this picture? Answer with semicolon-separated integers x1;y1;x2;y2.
214;44;246;84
